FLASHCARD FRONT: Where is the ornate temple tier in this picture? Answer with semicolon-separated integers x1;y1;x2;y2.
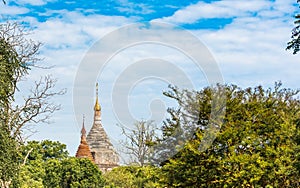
76;83;119;172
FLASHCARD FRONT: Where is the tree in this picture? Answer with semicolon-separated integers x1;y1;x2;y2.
151;84;225;166
0;22;65;187
21;140;69;162
18;140;105;188
18;140;69;188
150;108;185;166
119;120;157;166
287;0;300;54
104;165;162;188
0;22;65;140
44;157;105;188
158;83;300;187
0;128;20;188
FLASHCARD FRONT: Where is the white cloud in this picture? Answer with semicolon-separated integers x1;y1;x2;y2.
149;0;300;90
14;0;57;6
0;4;29;15
154;0;298;25
117;0;154;15
188;6;300;88
155;0;272;24
31;11;136;49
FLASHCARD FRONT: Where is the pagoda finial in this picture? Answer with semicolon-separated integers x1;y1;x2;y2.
96;83;99;97
94;83;101;111
81;114;86;136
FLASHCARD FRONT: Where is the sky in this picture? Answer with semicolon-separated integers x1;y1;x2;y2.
0;0;299;159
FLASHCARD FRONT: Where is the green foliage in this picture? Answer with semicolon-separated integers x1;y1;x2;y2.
104;165;162;188
0;22;39;121
0;22;64;187
287;0;300;54
44;157;105;188
18;140;69;187
18;140;105;188
0;30;28;186
151;85;220;165
21;140;69;162
159;83;300;187
0;22;42;186
150;108;185;165
0;128;20;187
19;166;44;188
0;38;27;107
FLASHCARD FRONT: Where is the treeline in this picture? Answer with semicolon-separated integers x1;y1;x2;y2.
14;83;300;187
106;83;300;187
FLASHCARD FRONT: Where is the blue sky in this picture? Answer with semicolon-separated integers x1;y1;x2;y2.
1;0;300;160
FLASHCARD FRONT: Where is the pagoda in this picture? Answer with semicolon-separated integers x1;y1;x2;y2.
75;116;94;162
85;83;119;172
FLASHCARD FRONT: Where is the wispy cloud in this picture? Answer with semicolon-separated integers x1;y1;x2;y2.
116;0;154;15
14;0;57;6
155;0;295;25
0;4;29;15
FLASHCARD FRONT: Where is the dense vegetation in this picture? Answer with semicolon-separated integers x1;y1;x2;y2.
157;84;300;187
107;83;300;187
4;81;299;187
18;140;105;188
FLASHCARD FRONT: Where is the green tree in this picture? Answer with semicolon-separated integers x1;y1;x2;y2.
0;128;20;188
159;83;300;187
151;84;224;166
0;22;40;188
287;0;300;54
104;165;162;188
150;108;185;165
18;140;69;187
21;140;69;162
0;22;65;186
18;140;105;188
44;157;105;188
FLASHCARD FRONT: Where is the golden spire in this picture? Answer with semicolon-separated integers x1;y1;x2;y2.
94;83;101;111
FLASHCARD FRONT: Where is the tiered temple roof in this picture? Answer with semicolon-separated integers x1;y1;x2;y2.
76;83;119;172
75;116;94;162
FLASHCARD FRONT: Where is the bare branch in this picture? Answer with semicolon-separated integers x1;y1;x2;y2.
0;21;66;186
21;148;33;166
6;75;66;140
118;120;157;166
